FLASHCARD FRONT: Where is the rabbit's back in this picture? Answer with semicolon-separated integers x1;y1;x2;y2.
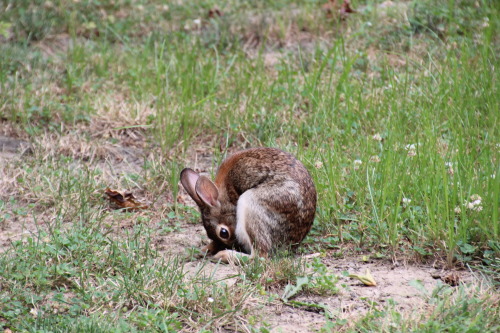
215;148;314;200
215;148;317;251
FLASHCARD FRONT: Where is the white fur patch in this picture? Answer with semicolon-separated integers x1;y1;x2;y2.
236;190;254;255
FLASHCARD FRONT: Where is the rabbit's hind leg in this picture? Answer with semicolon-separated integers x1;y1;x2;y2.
235;190;256;254
236;189;273;257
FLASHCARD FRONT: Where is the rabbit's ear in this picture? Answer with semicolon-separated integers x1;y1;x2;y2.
180;168;204;206
196;175;221;208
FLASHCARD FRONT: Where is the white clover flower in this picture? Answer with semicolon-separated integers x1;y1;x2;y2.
372;133;382;141
445;162;454;175
405;144;416;151
370;156;381;163
193;18;202;26
465;195;483;212
454;206;461;214
402;197;411;207
207;297;214;303
354;159;362;170
405;143;417;157
470;194;482;202
314;161;323;169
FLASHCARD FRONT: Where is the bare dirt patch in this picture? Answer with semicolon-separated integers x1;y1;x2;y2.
0;135;31;160
262;258;474;332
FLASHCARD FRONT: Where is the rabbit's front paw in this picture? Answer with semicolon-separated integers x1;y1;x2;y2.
213;250;250;265
212;250;231;263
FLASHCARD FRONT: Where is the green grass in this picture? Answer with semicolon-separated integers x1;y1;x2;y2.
0;218;253;331
0;0;499;331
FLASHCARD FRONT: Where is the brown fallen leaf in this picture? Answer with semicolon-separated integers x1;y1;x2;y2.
340;0;356;16
349;268;377;286
105;188;148;211
322;0;356;20
442;272;460;286
208;7;223;18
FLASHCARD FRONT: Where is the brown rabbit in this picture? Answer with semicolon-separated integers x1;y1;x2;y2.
180;147;317;263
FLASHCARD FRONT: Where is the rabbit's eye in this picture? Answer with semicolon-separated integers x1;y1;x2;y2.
219;228;229;239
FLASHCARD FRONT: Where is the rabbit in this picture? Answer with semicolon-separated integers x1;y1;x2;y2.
180;147;317;263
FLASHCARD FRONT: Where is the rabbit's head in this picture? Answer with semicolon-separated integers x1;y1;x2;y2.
180;168;237;248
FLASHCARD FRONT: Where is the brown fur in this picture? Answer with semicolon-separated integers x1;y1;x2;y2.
180;147;317;262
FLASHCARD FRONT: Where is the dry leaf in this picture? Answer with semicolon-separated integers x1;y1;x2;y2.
340;0;356;16
442;272;460;286
349;268;377;286
208;7;223;18
105;188;148;211
323;0;356;20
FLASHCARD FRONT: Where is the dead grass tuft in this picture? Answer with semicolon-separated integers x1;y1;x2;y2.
33;33;72;59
